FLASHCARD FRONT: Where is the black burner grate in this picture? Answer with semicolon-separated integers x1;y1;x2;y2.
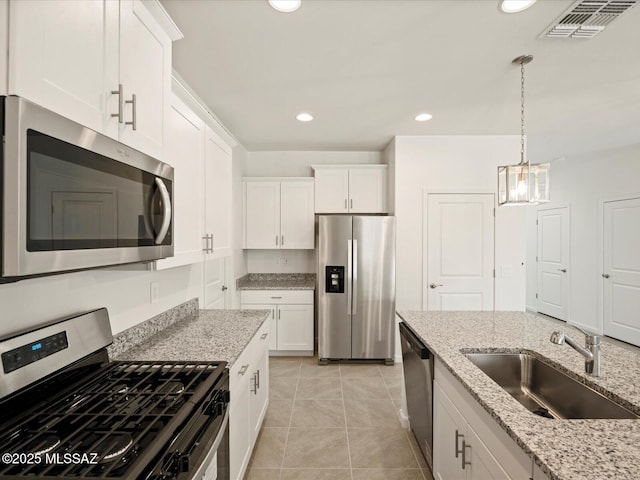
0;360;225;479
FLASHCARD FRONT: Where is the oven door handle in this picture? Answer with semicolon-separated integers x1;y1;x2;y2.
154;177;172;244
178;408;229;480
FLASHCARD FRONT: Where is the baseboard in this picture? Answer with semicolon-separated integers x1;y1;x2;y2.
398;407;410;429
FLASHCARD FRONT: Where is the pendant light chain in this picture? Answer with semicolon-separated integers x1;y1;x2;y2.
520;59;526;165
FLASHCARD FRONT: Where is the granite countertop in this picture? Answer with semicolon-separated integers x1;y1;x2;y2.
397;311;640;480
115;309;270;366
236;273;316;290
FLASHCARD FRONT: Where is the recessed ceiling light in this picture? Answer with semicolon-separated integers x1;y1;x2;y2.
499;0;536;13
269;0;301;13
296;113;313;122
414;113;433;122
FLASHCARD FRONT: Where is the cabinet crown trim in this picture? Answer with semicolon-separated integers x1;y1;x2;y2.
311;164;388;171
242;177;314;182
141;0;184;41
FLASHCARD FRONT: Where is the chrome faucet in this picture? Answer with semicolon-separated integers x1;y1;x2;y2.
550;328;601;377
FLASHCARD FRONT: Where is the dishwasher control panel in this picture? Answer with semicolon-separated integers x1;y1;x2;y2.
325;266;345;293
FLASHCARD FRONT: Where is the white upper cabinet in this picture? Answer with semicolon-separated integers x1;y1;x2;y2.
243;179;314;250
0;1;7;95
280;181;315;249
118;0;172;159
244;181;281;249
8;0;119;135
204;127;233;258
155;92;204;270
312;165;388;214
8;0;178;159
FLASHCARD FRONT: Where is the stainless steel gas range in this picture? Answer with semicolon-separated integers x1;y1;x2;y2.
0;309;229;480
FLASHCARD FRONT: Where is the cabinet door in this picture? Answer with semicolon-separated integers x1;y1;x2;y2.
8;0;119;135
433;381;467;480
241;304;277;351
244;182;281;249
204;127;232;258
119;0;171;159
156;94;204;269
314;168;349;213
230;361;252;480
249;341;269;443
465;427;510;480
280;181;314;249
277;304;314;352
348;168;388;213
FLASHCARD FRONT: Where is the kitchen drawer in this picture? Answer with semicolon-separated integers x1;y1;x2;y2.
240;290;313;305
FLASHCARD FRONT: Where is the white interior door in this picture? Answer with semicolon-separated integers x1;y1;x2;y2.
426;194;494;311
204;257;228;309
603;197;640;346
537;207;569;321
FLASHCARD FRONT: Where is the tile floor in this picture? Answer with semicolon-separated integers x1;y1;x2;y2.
244;356;434;480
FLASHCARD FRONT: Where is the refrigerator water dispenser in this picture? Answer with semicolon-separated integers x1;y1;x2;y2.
325;266;345;293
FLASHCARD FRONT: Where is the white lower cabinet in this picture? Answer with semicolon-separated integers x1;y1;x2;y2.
433;359;533;480
229;321;269;480
241;290;314;355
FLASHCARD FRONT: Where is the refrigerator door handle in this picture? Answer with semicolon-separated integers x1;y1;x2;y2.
347;239;352;316
352;239;358;315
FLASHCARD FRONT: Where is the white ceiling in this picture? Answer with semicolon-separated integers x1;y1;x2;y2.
161;0;640;160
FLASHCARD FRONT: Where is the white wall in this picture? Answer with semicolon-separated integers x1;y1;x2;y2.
525;142;640;333
229;145;249;307
393;135;526;311
382;139;396;214
243;150;382;273
0;264;202;337
245;150;381;177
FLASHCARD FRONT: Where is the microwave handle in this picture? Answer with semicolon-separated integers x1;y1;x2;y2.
154;178;172;244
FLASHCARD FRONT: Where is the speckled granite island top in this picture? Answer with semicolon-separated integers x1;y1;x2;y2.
236;273;316;290
397;311;640;480
115;309;269;366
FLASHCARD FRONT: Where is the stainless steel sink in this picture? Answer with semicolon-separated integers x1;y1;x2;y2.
464;352;639;419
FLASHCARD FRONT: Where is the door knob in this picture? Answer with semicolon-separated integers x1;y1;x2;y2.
602;273;610;279
429;283;443;289
221;285;228;291
558;269;567;273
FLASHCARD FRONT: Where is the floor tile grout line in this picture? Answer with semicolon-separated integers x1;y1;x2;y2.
338;365;355;480
277;359;301;480
404;430;428;480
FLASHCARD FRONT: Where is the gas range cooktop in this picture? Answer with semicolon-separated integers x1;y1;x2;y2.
0;309;229;480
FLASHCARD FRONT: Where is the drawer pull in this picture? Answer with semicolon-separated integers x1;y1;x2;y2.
256;369;260;389
238;364;250;375
455;429;464;458
271;296;282;299
461;440;471;469
260;333;268;340
250;373;257;394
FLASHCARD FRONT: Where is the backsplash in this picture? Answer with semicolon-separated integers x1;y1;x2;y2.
108;297;199;359
246;250;316;273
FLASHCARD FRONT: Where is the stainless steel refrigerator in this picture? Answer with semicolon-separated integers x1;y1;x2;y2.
318;215;396;364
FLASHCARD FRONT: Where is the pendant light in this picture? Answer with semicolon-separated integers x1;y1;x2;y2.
498;55;550;206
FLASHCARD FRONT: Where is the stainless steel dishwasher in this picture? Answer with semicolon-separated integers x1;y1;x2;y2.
399;321;434;470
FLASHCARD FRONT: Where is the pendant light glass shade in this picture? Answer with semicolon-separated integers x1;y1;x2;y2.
498;162;550;205
498;54;550;206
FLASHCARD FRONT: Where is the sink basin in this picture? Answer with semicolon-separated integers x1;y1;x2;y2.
464;352;638;419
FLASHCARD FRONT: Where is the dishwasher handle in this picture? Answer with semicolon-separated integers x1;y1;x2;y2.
399;322;431;359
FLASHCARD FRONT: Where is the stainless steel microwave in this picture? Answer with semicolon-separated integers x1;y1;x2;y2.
1;96;174;279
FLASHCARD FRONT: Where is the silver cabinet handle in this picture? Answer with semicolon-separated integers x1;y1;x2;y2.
111;84;124;123
275;235;278;246
270;296;282;299
238;364;249;375
154;178;172;244
455;430;464;458
256;368;260;389
125;93;137;130
281;234;284;246
558;268;567;273
260;333;268;340
344;199;347;210
602;273;610;279
347;239;352;316
430;283;443;289
278;309;281;320
350;199;353;209
209;234;214;252
461;440;471;469
202;235;209;252
352;239;358;315
251;372;257;394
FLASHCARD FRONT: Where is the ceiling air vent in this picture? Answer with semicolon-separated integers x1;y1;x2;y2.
540;0;637;38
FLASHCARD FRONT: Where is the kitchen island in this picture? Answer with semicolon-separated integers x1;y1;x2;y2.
398;310;640;480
